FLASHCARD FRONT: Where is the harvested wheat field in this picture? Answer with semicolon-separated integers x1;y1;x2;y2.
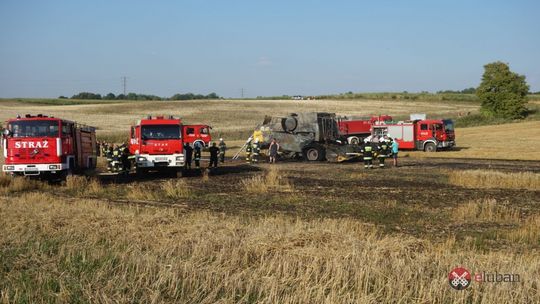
1;99;539;303
1;157;539;303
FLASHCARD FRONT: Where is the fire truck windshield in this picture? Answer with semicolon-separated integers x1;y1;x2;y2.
141;125;181;140
443;120;454;131
8;120;59;138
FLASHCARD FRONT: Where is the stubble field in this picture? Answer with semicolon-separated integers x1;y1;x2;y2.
1;98;539;303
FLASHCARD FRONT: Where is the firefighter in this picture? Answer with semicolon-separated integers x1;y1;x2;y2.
184;143;193;169
112;145;121;172
101;142;109;158
106;146;114;172
360;141;375;169
218;138;227;163
120;144;131;174
194;142;202;169
251;139;261;163
208;142;220;168
245;139;252;163
96;141;101;157
377;139;391;168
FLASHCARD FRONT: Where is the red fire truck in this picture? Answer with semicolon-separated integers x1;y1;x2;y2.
128;115;185;175
183;124;212;148
338;115;393;144
371;117;455;151
2;114;97;179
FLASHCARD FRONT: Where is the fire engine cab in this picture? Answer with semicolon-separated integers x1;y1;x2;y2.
129;116;185;175
183;124;212;148
371;115;455;152
2;114;97;178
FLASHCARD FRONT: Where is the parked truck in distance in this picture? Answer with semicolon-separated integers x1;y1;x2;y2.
338;115;393;144
371;115;455;151
129;115;185;176
2;114;96;179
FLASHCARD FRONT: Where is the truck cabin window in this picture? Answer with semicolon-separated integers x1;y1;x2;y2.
444;121;454;131
62;123;72;136
141;125;181;140
186;127;195;135
201;127;209;134
8;121;59;138
420;124;428;131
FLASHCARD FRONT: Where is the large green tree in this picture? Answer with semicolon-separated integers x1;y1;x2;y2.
476;61;530;119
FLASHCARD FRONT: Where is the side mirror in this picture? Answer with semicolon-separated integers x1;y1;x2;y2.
2;129;11;137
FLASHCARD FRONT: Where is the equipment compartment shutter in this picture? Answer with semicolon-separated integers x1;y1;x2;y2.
403;125;414;141
387;126;403;140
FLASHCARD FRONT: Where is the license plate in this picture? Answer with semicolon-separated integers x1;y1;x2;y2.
24;168;39;175
155;157;168;161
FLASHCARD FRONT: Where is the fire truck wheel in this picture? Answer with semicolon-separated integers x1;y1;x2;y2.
303;145;325;161
136;167;148;177
65;159;75;177
424;142;437;152
349;137;360;145
194;140;205;148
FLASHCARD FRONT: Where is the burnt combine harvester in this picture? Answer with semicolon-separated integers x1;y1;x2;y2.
251;112;358;162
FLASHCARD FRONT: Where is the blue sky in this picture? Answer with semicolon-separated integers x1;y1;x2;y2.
1;0;539;98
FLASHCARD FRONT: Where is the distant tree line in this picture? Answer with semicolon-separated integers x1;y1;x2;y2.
63;92;221;101
437;87;476;94
170;92;219;100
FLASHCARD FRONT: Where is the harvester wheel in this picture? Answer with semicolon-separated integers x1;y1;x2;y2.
424;142;437;152
303;145;325;161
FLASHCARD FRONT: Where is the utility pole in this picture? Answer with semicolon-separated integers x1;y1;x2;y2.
122;76;127;95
